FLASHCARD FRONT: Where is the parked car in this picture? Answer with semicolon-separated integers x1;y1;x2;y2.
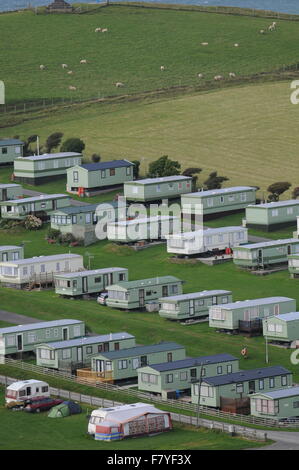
24;397;63;413
97;292;109;306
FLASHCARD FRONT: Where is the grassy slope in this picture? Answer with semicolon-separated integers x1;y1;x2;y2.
1;6;299;103
0;226;298;383
0;389;264;450
1;81;298;197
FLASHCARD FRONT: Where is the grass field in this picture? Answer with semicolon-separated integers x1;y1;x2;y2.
0;388;265;450
1;5;299;104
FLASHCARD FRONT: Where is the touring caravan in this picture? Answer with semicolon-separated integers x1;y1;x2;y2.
5;379;50;406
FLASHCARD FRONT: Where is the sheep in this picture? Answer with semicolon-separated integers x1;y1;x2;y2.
260;29;265;34
197;73;204;79
80;59;87;64
69;86;77;91
62;64;68;69
115;82;124;88
201;42;209;46
67;71;73;75
229;72;236;78
214;75;223;81
95;27;102;32
101;28;108;33
234;43;239;47
39;65;46;70
160;65;165;71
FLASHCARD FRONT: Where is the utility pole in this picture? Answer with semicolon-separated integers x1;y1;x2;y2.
196;362;204;427
265;318;269;364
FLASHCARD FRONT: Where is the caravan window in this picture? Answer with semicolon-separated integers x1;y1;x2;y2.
6;335;16;346
27;333;37;344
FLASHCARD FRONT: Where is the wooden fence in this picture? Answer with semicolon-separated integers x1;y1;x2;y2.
1;356;299;429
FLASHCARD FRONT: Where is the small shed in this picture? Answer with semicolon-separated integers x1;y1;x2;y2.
0;184;22;202
54;267;128;297
166;226;248;256
0;253;84;288
0;193;71;221
89;403;172;440
233;238;299;270
209;296;296;332
181;186;257;220
250;386;299;420
263;312;299;345
245;200;299;231
13;152;83;185
158;290;233;322
0;245;24;262
106;276;184;310
124;176;192;202
67;160;134;195
0;139;24;165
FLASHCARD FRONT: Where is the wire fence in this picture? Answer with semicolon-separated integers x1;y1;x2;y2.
2;356;299;429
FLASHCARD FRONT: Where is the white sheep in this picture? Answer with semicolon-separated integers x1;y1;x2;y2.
67;71;73;75
229;72;236;78
62;64;68;69
160;65;165;71
214;75;223;81
101;28;108;33
95;27;102;32
115;82;124;88
39;65;46;70
201;42;209;46
80;59;87;64
234;43;239;47
260;29;265;34
69;86;77;91
197;73;204;78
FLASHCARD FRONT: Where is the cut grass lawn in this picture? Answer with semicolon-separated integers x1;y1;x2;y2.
2;5;299;104
0;226;299;383
0;388;266;450
1;81;298;198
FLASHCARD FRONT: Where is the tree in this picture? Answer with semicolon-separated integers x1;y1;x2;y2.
182;167;202;191
23;135;38;156
267;182;291;202
292;187;299;199
91;153;101;163
60;138;85;154
131;160;140;179
204;171;229;190
45;132;64;153
147;155;181;178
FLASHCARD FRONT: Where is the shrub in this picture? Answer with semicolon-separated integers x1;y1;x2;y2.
46;228;61;240
23;215;43;230
58;232;76;245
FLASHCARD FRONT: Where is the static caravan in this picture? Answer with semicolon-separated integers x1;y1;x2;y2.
263;312;299;346
0;194;71;221
124;176;192;202
0;319;85;356
50;201;127;246
166;226;248;257
158;290;233;322
191;366;293;410
106;276;184;310
83;342;186;384
5;380;49;405
13;152;83;185
245;200;299;231
0;139;24;165
138;353;239;399
288;255;299;278
250;386;299;421
89;403;172;439
107;216;180;244
67;160;134;195
182;186;256;220
209;297;296;333
0;183;22;201
0;253;84;288
54;267;128;298
233;239;299;270
36;332;136;370
0;245;24;262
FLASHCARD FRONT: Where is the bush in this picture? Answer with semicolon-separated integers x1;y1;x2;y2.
23;215;43;230
46;228;61;240
58;232;76;245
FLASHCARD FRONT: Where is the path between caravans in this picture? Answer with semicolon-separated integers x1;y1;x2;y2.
250;430;299;450
0;310;41;325
22;189;88;207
